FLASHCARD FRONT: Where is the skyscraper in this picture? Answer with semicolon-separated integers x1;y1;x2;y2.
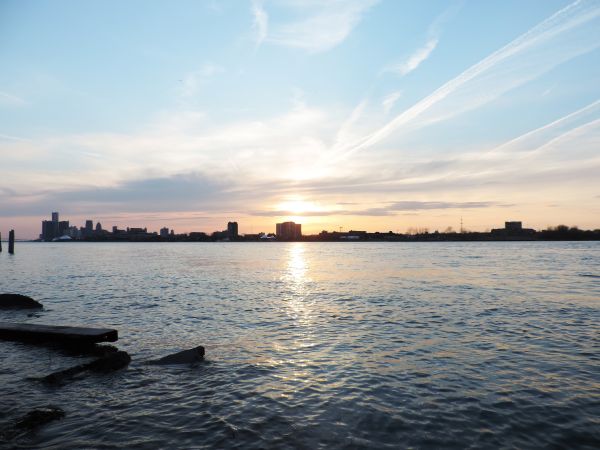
85;220;94;238
41;211;64;241
227;221;239;239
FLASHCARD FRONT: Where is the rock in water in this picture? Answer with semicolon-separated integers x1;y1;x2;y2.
15;406;65;430
148;346;205;365
0;293;43;309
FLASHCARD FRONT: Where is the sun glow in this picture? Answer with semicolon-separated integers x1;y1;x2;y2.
277;198;320;215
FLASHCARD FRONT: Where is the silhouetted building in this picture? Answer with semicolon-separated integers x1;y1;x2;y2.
212;230;227;239
95;222;103;233
41;220;54;241
160;227;169;238
67;226;79;239
276;221;302;240
189;232;208;241
227;221;239;239
85;220;94;237
505;221;522;232
40;212;68;241
491;220;535;238
341;230;367;240
58;221;70;237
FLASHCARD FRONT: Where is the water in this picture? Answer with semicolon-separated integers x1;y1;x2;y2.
1;242;599;449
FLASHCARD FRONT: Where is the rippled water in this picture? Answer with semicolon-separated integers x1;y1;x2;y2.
1;242;599;449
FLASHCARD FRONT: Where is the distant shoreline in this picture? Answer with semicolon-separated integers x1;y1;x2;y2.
15;236;600;243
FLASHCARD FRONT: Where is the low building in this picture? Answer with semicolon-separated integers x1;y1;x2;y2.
491;221;535;238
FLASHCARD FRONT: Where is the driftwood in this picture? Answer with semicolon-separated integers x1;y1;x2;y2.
43;351;131;385
147;346;205;365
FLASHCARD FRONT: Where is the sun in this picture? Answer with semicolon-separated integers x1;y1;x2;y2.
277;197;319;215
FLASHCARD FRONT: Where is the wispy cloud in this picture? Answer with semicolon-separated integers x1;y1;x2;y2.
179;62;224;98
384;2;461;76
0;91;26;107
381;91;402;114
0;133;28;142
388;38;438;76
267;0;379;53
251;200;502;217
251;0;268;48
487;98;600;156
334;0;600;160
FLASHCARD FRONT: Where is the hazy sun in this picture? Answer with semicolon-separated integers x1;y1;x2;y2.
277;198;318;214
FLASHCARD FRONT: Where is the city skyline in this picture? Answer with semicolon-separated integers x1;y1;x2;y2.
28;210;599;243
1;1;600;239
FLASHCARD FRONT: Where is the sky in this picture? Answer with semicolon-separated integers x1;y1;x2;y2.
1;0;599;238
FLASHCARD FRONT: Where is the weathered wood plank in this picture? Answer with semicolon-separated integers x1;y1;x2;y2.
0;322;118;344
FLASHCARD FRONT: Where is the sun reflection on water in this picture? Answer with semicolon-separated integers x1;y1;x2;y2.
275;243;320;389
282;243;312;327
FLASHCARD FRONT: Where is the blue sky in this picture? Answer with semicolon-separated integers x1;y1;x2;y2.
1;0;599;237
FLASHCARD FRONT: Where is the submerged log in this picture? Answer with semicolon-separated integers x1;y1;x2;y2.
0;294;43;309
0;322;118;344
147;346;205;365
43;350;131;384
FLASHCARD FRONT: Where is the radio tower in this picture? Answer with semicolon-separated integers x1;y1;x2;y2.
460;217;463;233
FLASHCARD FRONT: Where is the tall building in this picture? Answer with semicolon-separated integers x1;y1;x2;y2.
41;220;54;241
276;221;302;240
85;220;94;238
227;221;238;239
160;227;169;238
58;221;70;237
41;211;66;241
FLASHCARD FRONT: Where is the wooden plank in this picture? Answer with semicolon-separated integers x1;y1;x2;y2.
0;322;118;344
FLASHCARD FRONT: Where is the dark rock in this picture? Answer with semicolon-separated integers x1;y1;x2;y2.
147;346;205;365
0;293;43;309
15;406;65;430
